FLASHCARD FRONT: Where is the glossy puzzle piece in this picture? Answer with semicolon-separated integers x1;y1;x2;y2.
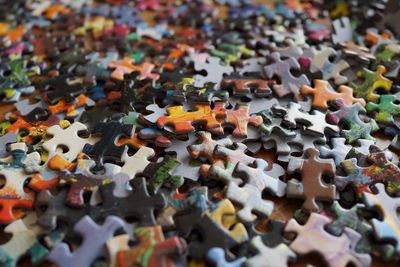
301;80;365;110
286;147;336;212
285;213;371;267
92;177;166;226
48;215;124;267
264;52;310;99
141;154;184;193
318;137;352;166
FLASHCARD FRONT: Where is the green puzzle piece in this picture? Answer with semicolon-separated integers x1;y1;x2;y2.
366;94;400;124
350;65;392;102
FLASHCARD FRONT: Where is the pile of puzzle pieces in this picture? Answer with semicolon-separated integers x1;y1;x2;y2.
0;0;400;266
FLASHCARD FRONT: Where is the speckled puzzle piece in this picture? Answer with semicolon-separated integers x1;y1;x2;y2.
366;94;400;124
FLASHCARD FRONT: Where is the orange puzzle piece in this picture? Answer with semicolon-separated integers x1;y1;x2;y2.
157;104;225;134
48;94;88;117
214;102;263;137
301;79;366;109
108;57;160;81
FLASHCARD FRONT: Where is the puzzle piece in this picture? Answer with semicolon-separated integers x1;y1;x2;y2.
336;146;400;196
331;17;352;44
117;226;187;267
0;143;39;223
225;183;274;223
350;65;392;102
301;80;365;109
214;102;263;137
221;78;273;97
120;146;155;180
48;215;124;267
366;94;400;124
40;74;87;104
43;122;90;161
58;173;109;208
141;155;184;193
286;147;336;212
234;158;286;197
264;52;310;99
209;143;256;184
48;94;90;118
83;121;133;167
274;102;339;137
0;215;48;267
108;57;160;81
363;183;400;255
246;236;296;267
174;203;246;260
309;47;350;85
318;137;352;166
327;99;379;143
207;247;246;267
92;177;166;226
285;213;371;267
193;56;234;88
340;41;376;64
326;201;373;254
157;104;225;134
164;133;199;180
